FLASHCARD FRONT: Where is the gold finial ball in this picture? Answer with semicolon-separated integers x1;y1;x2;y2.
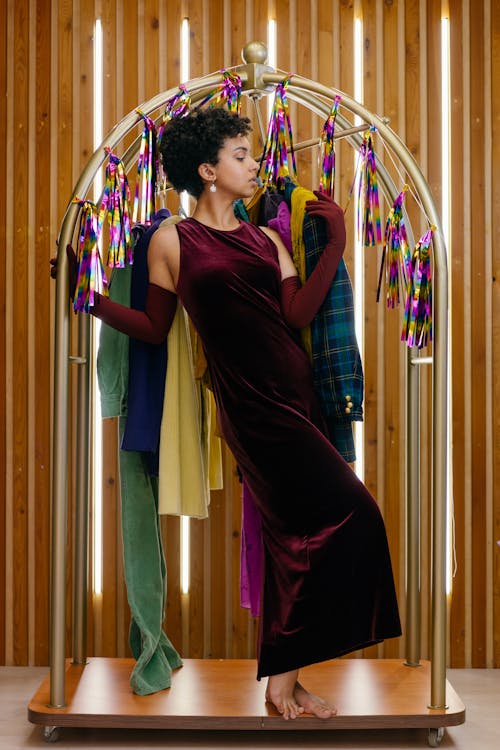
241;41;269;65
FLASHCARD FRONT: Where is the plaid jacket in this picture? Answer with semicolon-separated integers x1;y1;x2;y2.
303;211;364;422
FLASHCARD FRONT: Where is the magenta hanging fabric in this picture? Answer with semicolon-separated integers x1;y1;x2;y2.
72;198;108;312
376;185;409;307
401;226;434;349
319;95;341;198
261;76;297;189
98;148;132;268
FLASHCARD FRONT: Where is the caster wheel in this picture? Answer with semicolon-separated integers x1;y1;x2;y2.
43;725;60;743
427;727;445;747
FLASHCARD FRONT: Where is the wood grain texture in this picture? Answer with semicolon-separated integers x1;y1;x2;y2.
0;0;498;671
27;657;465;729
33;0;52;666
12;0;30;666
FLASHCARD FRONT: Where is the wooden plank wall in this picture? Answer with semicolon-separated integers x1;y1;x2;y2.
0;0;498;670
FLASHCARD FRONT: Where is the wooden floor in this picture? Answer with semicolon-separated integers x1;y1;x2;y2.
27;657;464;733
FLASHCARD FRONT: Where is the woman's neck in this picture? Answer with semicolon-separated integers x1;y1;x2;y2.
192;194;239;231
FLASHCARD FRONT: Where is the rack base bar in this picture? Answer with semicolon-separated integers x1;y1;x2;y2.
28;657;464;733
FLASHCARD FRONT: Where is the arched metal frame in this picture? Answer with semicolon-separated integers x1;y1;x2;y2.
51;56;448;712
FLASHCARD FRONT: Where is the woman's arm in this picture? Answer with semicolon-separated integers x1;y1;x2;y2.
90;282;177;344
89;223;180;344
53;224;180;345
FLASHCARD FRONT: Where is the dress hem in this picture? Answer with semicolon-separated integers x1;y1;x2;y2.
256;629;402;680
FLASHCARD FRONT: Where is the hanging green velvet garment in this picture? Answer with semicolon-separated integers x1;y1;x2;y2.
97;264;183;696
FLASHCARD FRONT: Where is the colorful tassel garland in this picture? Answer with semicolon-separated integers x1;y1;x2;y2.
401;226;434;349
72;198;108;312
132;110;157;226
163;85;191;121
157;85;191;149
319;95;341;198
377;185;409;307
199;70;242;113
261;76;297;189
356;128;382;246
98;148;132;268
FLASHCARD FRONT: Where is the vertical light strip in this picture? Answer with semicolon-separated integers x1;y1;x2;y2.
440;14;453;596
92;17;104;596
267;18;277;67
310;1;319;188
180;16;190;595
180;16;189;82
179;18;190;219
441;17;451;261
353;13;364;482
267;18;277;121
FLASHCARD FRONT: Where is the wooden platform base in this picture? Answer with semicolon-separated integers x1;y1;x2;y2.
28;657;465;732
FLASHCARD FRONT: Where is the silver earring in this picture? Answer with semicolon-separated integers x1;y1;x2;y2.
209;180;217;193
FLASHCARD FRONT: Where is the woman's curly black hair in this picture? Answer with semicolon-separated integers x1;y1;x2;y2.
160;107;252;199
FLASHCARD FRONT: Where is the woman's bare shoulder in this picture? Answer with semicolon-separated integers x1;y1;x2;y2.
150;220;181;252
148;219;182;291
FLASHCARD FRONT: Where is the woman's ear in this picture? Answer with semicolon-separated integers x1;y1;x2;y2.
198;162;216;183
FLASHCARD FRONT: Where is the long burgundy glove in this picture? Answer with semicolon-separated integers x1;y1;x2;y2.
281;191;346;329
90;284;177;345
51;244;177;344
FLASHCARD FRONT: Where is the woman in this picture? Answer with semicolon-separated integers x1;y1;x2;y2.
61;107;401;719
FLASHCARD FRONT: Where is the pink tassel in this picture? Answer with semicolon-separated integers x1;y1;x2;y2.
261;76;297;189
199;70;242;113
319;96;341;198
98;148;132;268
356;128;382;246
72;198;108;312
377;186;409;307
133;110;157;225
401;226;434;349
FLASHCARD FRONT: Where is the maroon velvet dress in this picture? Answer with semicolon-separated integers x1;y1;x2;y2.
175;217;401;679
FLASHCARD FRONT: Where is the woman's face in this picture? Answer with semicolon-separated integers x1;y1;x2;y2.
209;135;259;199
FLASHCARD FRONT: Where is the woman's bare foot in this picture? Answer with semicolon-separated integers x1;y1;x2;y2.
294;680;337;719
265;669;304;720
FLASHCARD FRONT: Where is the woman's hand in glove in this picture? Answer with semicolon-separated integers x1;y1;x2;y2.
281;192;347;329
49;244;78;299
304;190;346;251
